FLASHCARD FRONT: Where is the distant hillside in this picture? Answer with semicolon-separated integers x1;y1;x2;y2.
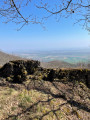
0;51;89;69
0;51;24;66
0;51;74;68
41;60;76;68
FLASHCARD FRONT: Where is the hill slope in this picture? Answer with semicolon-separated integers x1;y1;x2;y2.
41;60;76;68
0;51;89;69
0;51;24;66
0;51;75;68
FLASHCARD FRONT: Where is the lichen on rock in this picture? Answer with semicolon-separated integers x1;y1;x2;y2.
0;60;40;83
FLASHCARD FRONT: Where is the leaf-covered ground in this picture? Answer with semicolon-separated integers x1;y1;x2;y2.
0;76;90;120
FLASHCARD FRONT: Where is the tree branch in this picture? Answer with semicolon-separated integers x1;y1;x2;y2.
11;0;28;23
36;0;73;14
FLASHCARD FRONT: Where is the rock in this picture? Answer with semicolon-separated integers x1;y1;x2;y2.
43;68;90;88
0;62;14;77
47;69;56;81
0;60;90;88
86;73;90;88
0;60;40;83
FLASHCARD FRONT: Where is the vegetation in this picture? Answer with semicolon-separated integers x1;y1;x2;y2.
0;77;90;120
0;60;90;120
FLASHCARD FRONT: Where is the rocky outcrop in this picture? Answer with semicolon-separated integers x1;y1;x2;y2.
0;60;40;83
44;69;90;88
0;60;90;88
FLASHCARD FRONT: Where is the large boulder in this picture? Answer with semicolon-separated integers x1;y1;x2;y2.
0;60;40;83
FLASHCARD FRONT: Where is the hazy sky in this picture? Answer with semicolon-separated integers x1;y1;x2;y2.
0;1;90;52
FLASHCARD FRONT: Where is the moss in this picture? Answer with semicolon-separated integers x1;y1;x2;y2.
22;70;27;75
62;107;71;115
0;105;3;110
6;77;12;82
76;111;82;119
11;106;17;111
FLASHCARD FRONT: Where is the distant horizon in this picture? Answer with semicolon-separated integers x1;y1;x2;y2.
3;48;89;64
1;46;90;54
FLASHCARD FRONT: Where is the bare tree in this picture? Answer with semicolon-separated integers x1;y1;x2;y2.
0;0;90;31
0;0;42;30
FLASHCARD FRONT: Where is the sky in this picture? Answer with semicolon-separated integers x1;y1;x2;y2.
0;0;90;53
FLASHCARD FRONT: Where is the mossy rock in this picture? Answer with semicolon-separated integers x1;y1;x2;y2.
0;60;40;83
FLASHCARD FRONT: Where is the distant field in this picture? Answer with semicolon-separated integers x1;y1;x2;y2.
0;49;90;69
14;49;90;64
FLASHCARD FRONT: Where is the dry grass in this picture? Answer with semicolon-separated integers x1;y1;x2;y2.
0;78;90;120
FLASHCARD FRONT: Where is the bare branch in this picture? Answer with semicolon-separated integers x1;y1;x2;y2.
11;0;28;23
0;0;89;31
36;0;73;14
